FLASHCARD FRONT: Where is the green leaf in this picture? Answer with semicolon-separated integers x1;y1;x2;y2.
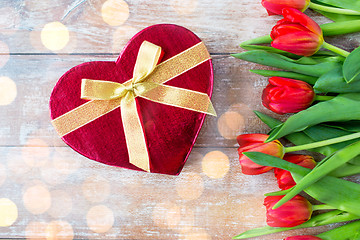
254;111;360;177
231;50;342;77
233;210;359;239
315;10;360;22
323;121;360;132
301;124;358;156
343;46;360;83
267;93;360;142
314;0;360;12
317;221;360;240
313;66;360;93
254;111;354;156
330;160;360;177
272;140;360;209
240;44;302;59
244;152;360;216
250;69;318;85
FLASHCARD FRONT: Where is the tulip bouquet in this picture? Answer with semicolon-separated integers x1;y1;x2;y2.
232;1;360;239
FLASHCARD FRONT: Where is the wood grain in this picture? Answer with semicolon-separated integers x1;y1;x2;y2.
2;0;357;55
0;147;333;239
0;54;284;148
0;0;359;239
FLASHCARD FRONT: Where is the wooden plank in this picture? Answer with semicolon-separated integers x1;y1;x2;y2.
0;146;332;239
1;0;357;55
0;0;270;54
0;54;284;148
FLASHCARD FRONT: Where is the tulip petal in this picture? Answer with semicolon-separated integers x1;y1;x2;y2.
269;77;311;89
285;235;323;240
261;0;310;16
271;23;310;40
282;7;322;36
271;31;323;56
236;133;268;145
262;77;315;114
264;195;312;227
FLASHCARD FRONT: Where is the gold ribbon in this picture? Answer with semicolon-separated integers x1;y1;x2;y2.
52;41;216;172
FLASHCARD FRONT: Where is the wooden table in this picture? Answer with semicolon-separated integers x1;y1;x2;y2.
0;0;359;239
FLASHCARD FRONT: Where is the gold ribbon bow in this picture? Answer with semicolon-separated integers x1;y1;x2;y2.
52;41;216;172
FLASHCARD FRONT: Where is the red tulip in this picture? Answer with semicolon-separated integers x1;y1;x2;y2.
271;8;324;56
284;236;323;240
275;154;316;190
264;195;312;227
237;134;284;175
261;0;310;15
262;77;315;114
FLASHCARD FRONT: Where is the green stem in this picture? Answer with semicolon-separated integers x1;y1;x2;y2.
321;20;360;36
309;2;360;15
284;132;360;153
239;35;272;46
264;188;293;196
314;95;335;101
312;204;336;211
322;42;350;57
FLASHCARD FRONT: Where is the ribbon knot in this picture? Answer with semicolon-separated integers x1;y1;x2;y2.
52;41;216;173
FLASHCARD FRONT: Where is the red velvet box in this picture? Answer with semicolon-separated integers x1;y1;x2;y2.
49;24;214;175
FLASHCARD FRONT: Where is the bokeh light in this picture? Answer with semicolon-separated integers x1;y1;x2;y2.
202;151;230;179
152;201;178;229
0;198;18;227
101;0;129;26
7;150;31;184
112;25;138;53
25;221;48;240
52;149;81;175
23;184;51;214
40;163;68;186
45;221;74;240
82;175;111;203
41;22;69;51
171;0;198;15
86;205;114;233
48;190;73;218
217;111;245;139
184;228;211;240
0;76;17;105
173;205;195;233
176;173;204;200
22;138;49;168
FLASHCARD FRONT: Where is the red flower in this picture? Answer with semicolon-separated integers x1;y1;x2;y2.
271;8;324;56
237;134;284;175
284;236;323;240
275;154;316;190
264;195;312;227
262;77;315;114
261;0;310;15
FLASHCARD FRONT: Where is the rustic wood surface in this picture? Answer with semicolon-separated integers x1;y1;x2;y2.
0;0;359;239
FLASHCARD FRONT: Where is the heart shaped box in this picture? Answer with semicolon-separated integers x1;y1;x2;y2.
49;24;214;175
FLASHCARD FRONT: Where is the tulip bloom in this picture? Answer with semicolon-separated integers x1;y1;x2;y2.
275;154;316;190
271;8;324;56
262;0;310;15
262;77;315;114
264;195;312;227
237;134;284;175
284;236;323;240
